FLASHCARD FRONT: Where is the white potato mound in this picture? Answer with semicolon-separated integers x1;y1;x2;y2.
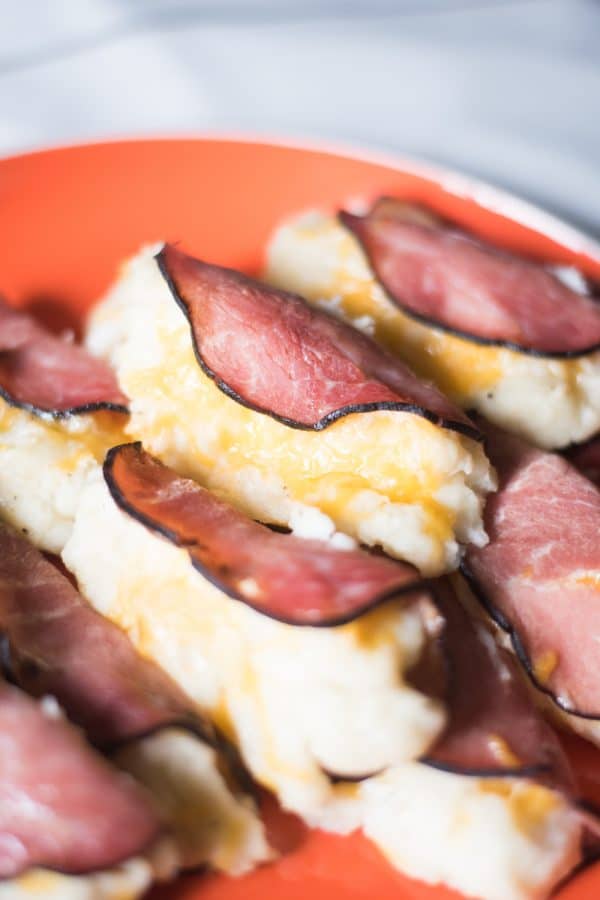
114;728;271;876
85;247;494;577
0;400;125;554
361;764;582;900
265;212;600;450
62;472;445;831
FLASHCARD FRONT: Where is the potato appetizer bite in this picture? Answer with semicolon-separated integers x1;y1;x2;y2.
0;300;128;553
265;199;600;450
86;244;494;576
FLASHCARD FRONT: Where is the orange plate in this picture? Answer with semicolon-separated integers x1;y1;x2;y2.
1;136;600;900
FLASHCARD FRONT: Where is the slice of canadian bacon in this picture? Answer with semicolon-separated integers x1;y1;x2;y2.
103;442;430;627
0;678;159;879
464;421;600;720
0;521;210;749
340;197;600;357
156;243;478;439
422;578;574;793
0;299;128;416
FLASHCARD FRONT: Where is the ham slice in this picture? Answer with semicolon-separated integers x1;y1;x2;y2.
464;423;600;718
0;679;158;878
423;579;574;793
104;442;430;626
156;243;478;439
340;198;600;357
0;522;210;749
0;299;128;415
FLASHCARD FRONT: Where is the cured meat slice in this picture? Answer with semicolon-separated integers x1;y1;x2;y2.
0;679;158;878
464;423;600;718
157;243;478;438
340;198;600;356
423;579;574;792
0;299;128;416
0;522;207;749
104;442;430;627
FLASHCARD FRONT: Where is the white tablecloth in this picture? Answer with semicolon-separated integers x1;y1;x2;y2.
2;0;599;233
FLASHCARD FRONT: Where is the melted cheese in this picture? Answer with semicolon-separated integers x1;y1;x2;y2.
533;650;559;686
479;781;560;833
488;734;522;768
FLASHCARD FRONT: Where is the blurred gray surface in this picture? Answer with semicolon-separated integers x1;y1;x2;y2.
2;0;599;233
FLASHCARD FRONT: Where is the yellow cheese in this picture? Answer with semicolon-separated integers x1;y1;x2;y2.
532;651;559;686
124;327;476;570
480;781;559;833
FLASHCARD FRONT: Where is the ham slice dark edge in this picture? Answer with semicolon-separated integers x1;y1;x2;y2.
463;421;600;720
0;678;159;879
103;442;430;627
156;244;479;441
339;197;600;357
0;522;213;750
421;578;574;792
0;299;128;416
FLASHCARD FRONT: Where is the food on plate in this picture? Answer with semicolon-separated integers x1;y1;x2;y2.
61;444;589;899
464;420;600;747
63;442;447;827
265;198;600;449
360;579;584;900
0;521;270;880
0;300;128;553
85;244;495;576
0;677;164;900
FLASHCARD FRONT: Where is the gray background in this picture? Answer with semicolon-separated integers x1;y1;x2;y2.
2;0;599;234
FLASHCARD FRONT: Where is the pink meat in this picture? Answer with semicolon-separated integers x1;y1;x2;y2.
340;198;600;355
104;443;429;626
0;679;158;878
0;523;207;748
0;299;128;414
465;423;600;717
157;244;477;437
424;579;574;792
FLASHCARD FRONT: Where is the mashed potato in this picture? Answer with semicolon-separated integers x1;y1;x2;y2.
86;247;495;577
63;471;445;829
361;764;581;900
114;728;270;875
265;212;600;450
0;401;125;553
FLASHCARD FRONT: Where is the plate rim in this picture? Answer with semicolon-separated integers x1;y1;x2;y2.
2;131;599;264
